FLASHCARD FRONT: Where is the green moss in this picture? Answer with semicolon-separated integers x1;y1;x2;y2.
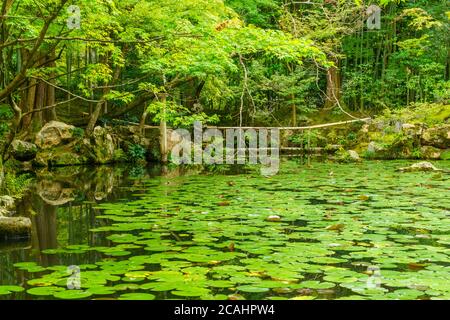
440;150;450;160
379;103;449;126
2;172;33;198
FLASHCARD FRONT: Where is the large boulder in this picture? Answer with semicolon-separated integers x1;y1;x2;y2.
33;147;87;167
421;125;450;149
0;217;31;238
81;126;115;164
92;126;115;163
35;121;76;149
402;123;423;137
420;146;442;160
362;141;388;159
11;140;38;162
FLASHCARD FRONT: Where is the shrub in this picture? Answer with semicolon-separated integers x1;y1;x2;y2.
113;148;128;162
70;127;85;139
127;144;146;163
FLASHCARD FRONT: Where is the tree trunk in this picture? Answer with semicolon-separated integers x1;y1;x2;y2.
86;101;104;135
21;77;37;130
159;94;168;163
324;64;341;109
291;94;297;127
31;76;46;133
44;52;57;122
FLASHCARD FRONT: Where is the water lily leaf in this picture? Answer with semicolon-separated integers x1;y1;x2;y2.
27;286;64;296
86;286;116;295
171;287;210;297
299;281;336;289
53;290;92;300
237;285;270;293
0;285;24;295
118;293;155;300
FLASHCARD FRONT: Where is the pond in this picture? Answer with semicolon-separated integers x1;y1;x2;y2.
1;158;449;300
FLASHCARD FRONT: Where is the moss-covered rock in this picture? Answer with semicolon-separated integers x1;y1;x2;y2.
397;162;443;172
0;217;31;238
35;121;76;149
335;149;361;163
79;126;115;164
11;140;38;162
421;125;450;149
420;146;442;160
34;147;88;167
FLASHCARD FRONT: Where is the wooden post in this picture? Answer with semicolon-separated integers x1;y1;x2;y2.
159;93;168;163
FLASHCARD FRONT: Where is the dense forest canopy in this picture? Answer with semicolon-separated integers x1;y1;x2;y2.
0;0;448;156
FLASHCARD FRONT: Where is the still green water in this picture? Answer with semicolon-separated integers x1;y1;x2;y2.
1;159;449;300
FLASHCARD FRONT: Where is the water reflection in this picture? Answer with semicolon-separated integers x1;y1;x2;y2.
0;162;242;287
1;164;156;284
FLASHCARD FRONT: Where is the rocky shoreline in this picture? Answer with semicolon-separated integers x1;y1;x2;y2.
285;104;449;162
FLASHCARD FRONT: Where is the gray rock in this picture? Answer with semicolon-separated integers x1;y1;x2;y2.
35;121;76;149
397;161;443;172
348;150;360;161
402;123;423;137
0;196;14;209
367;141;384;153
422;125;450;149
335;149;361;163
0;217;31;238
81;126;116;164
420;146;441;160
11;140;38;162
92;126;115;164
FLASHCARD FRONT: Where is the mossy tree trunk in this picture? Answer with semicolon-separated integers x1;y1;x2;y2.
325;62;341;109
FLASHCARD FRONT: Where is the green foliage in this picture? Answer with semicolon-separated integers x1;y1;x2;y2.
0;104;13;139
147;101;220;127
0;0;448;153
126;144;146;163
379;103;450;126
70;127;85;139
441;150;450;160
3;172;33;198
113;148;128;162
340;0;449;110
288;130;325;147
